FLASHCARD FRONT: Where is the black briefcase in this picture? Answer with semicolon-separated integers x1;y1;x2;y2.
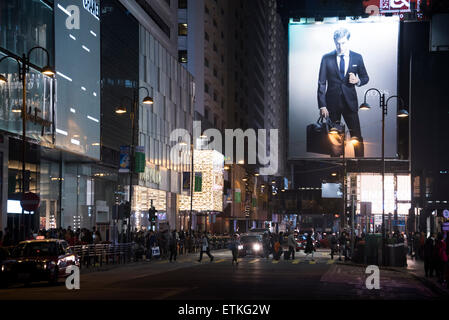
306;117;344;157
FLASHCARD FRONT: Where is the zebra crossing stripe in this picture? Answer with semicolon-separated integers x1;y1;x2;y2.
213;259;225;263
249;259;259;264
272;260;280;264
327;259;335;264
292;259;300;264
309;260;316;264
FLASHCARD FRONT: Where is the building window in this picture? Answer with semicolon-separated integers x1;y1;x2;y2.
213;43;217;52
205;5;209;14
178;50;187;63
205;83;209;94
178;23;187;36
205;107;210;120
213;91;218;101
213;19;217;27
205;31;209;41
204;57;209;67
178;0;187;9
213;67;218;77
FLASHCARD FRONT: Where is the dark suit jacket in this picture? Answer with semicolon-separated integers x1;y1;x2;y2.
317;50;369;112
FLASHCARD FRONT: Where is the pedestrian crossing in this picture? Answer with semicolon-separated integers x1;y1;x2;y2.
172;257;336;265
147;251;336;266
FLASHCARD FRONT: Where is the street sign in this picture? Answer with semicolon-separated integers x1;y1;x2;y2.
443;209;449;219
443;222;449;231
20;192;40;212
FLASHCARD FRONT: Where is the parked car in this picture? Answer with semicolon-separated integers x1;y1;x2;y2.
6;239;80;285
238;234;265;257
0;246;16;288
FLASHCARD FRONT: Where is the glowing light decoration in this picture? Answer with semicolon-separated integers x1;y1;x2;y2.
179;150;224;212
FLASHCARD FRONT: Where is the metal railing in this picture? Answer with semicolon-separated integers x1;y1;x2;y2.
68;238;232;269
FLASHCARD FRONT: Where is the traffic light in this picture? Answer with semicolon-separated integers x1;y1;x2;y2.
148;206;158;223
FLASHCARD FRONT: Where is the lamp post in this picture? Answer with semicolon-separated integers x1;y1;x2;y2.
0;47;55;241
329;125;360;258
115;86;153;242
359;88;408;264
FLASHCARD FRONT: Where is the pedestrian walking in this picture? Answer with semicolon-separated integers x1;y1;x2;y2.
262;232;271;259
287;232;296;260
330;232;338;260
198;232;214;262
229;234;240;265
423;233;436;278
304;233;315;261
435;233;448;284
169;230;178;262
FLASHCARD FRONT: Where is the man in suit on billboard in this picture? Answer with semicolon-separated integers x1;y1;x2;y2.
317;28;369;157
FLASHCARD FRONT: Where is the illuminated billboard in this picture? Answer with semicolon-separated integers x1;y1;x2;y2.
54;0;101;160
288;16;400;159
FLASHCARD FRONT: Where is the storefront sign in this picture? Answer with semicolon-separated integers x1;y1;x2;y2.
83;0;100;19
140;166;161;185
443;209;449;219
21;192;40;212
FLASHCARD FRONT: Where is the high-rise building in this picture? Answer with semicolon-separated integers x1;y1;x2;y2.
177;0;288;233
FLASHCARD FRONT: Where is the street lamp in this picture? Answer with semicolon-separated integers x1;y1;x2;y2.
115;86;153;242
359;88;408;265
329;124;361;257
0;46;54;241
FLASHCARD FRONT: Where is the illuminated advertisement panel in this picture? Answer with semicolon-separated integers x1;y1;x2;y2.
54;0;100;159
288;16;399;159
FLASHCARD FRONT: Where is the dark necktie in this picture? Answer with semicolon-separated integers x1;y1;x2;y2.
339;55;345;79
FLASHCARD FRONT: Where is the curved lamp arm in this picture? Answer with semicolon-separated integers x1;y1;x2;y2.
27;46;51;67
137;86;150;97
0;55;22;80
362;88;382;105
385;95;405;108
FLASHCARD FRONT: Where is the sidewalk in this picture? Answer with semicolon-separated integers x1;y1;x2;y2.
405;256;449;296
336;254;449;297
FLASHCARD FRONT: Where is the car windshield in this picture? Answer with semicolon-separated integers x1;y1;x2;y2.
240;236;260;243
12;242;58;257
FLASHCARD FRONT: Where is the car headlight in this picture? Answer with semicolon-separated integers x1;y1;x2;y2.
238;245;243;250
253;243;261;251
1;265;4;272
